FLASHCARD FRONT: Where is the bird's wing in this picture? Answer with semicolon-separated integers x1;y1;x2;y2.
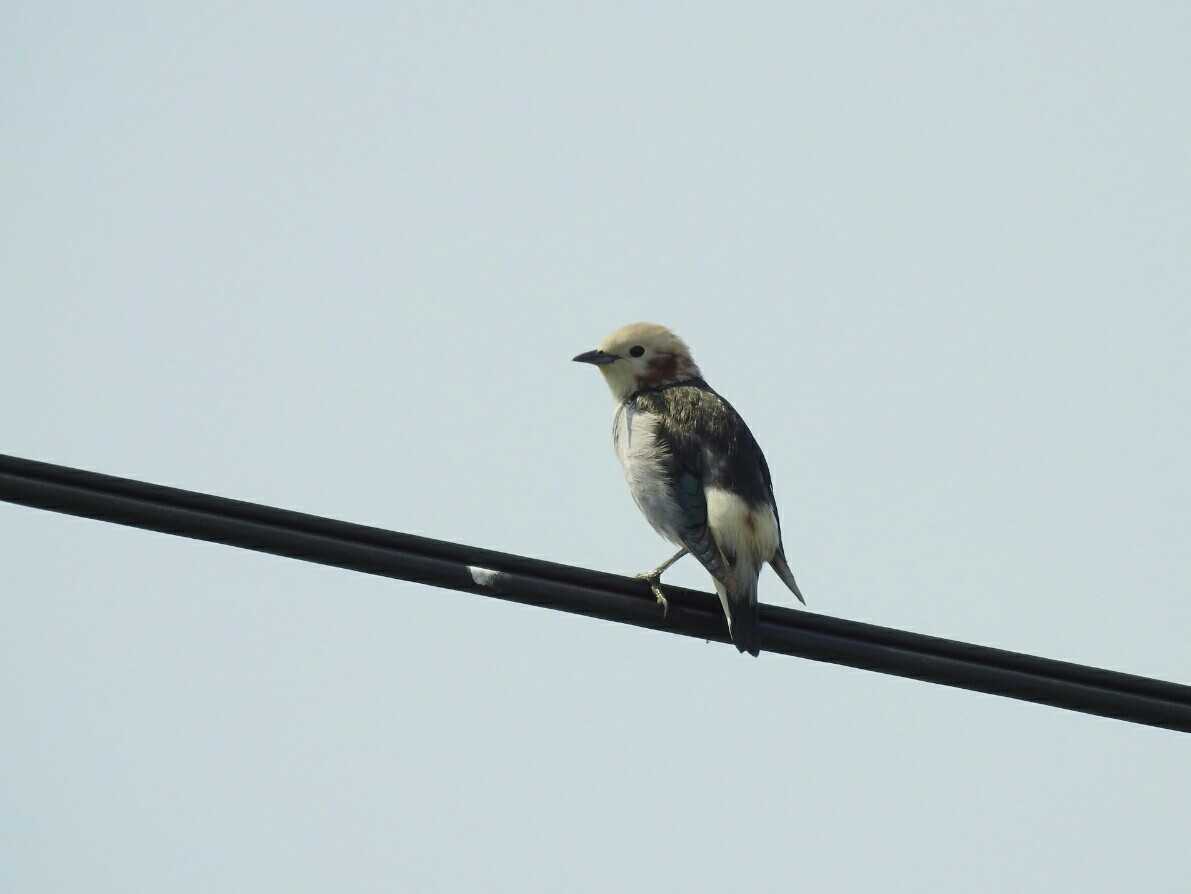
635;388;732;587
682;383;806;607
656;388;762;651
670;465;731;586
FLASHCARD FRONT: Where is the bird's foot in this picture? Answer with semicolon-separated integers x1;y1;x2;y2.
634;570;670;617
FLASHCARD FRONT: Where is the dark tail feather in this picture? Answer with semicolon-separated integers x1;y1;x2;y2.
714;573;760;657
771;551;806;606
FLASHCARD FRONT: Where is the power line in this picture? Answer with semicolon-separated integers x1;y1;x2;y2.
1;451;1188;733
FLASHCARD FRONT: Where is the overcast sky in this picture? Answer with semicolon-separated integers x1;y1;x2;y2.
3;3;1189;891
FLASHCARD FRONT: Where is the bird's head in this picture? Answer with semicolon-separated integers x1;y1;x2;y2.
573;322;702;401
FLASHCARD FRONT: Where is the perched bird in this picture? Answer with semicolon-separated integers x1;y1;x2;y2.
574;322;805;656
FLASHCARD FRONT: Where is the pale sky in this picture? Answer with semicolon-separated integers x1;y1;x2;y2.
3;3;1190;891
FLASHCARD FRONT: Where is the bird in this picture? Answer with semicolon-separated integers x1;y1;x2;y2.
573;322;805;656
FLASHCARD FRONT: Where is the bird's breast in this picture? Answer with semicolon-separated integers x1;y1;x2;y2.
612;405;684;542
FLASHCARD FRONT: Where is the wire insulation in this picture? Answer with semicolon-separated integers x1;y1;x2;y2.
2;452;1188;733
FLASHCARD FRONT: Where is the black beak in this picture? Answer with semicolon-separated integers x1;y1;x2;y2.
572;349;619;366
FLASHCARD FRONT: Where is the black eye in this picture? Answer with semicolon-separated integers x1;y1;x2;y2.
629;345;645;357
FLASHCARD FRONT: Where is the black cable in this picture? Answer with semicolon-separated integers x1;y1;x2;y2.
2;452;1188;733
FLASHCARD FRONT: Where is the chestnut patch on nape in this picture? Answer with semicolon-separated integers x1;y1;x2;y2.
643;352;679;384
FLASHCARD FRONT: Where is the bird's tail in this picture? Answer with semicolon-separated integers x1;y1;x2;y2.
714;566;760;657
770;549;806;605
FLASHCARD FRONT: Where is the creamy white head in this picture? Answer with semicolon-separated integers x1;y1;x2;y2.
573;322;702;402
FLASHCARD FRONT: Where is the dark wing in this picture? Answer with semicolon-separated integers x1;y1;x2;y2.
650;383;769;649
655;416;748;643
685;384;807;607
670;464;731;585
636;387;732;587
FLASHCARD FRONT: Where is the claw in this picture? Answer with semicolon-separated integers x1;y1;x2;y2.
634;548;686;619
634;570;670;617
651;583;670;617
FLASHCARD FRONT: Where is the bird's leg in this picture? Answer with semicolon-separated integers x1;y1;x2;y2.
635;548;688;617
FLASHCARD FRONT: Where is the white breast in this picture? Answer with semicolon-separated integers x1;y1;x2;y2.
612;404;685;545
